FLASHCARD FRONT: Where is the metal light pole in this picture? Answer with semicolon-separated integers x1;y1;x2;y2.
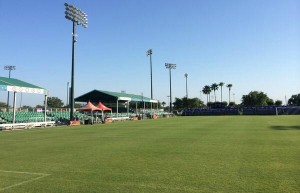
165;63;176;113
167;96;170;113
4;65;16;111
64;3;88;122
184;73;188;98
146;49;153;99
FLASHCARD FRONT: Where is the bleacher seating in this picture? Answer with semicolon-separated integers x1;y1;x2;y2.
182;107;239;116
0;111;50;123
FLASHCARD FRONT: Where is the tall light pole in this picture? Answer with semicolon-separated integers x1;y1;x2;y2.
184;73;188;98
64;3;88;122
167;96;170;112
146;49;153;99
4;65;16;111
165;63;176;113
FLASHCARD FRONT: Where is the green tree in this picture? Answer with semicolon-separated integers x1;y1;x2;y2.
226;84;233;103
275;100;282;106
219;82;225;103
202;85;211;105
21;105;34;111
288;94;300;106
173;97;183;109
211;83;219;102
266;98;274;106
36;105;44;108
228;102;236;107
74;103;82;108
0;101;7;108
186;97;204;108
161;101;166;107
241;91;271;106
173;97;204;110
47;97;64;108
222;101;228;107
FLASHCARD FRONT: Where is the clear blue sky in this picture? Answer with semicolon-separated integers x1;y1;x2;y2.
0;0;299;107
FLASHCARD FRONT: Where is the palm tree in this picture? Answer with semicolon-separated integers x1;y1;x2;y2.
202;85;211;105
211;83;219;102
227;84;233;104
219;82;225;103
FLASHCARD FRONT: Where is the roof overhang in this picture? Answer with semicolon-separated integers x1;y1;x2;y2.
0;77;47;95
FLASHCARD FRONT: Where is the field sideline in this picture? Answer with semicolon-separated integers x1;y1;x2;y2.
0;116;299;193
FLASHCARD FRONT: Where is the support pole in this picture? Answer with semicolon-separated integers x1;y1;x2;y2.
12;92;17;124
127;101;129;117
44;95;48;123
70;22;76;122
116;99;119;118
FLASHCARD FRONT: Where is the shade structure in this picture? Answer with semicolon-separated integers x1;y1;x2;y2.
79;101;101;111
97;102;112;111
75;90;159;118
0;77;48;125
97;102;112;120
0;77;47;95
75;90;158;103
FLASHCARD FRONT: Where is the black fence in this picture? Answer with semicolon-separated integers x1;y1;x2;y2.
181;106;300;116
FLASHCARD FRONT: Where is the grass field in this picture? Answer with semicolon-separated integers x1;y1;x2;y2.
0;116;299;193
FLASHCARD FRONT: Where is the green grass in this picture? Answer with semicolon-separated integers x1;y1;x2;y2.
0;116;299;193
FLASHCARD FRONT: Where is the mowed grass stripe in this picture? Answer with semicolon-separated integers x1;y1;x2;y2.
0;116;299;193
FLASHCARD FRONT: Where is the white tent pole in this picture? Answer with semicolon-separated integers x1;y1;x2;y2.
12;92;17;124
135;102;137;114
116;99;119;118
44;95;48;123
127;101;129;117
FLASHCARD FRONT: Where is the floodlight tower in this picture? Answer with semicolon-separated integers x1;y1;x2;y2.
146;49;153;99
184;73;188;98
64;3;88;122
4;65;16;111
165;63;176;112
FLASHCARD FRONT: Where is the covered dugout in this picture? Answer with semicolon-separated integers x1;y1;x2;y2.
75;90;159;117
0;77;50;126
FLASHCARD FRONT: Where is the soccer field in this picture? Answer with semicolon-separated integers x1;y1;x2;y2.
0;116;299;193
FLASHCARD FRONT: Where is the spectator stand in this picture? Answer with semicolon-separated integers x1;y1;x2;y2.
0;77;55;130
75;90;159;119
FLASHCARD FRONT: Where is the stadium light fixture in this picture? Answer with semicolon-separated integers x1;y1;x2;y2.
146;49;153;99
4;65;16;111
184;73;188;98
64;3;88;122
165;63;176;113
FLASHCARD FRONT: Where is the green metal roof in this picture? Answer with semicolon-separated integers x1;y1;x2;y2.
0;77;47;95
75;90;158;103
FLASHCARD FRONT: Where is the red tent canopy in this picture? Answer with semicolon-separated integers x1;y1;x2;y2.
79;101;101;111
97;102;112;111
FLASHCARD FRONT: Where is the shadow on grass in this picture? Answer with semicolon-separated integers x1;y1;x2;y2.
270;125;300;130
